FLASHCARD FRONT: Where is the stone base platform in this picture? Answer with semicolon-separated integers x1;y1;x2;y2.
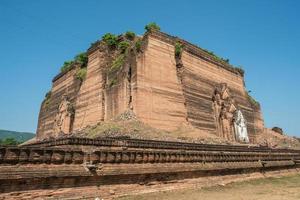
1;138;300;199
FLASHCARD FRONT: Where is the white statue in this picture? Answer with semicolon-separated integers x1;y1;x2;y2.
234;110;249;143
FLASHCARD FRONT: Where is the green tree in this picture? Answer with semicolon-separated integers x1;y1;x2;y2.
0;138;20;145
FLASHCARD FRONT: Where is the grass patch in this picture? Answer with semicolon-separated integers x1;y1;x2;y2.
118;174;300;200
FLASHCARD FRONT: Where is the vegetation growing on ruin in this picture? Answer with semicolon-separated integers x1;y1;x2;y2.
90;40;100;48
118;41;130;53
202;49;230;64
67;103;76;115
201;48;246;76
108;77;117;87
106;29;141;87
246;91;260;107
125;31;136;40
235;67;245;76
75;68;87;81
105;30;138;87
60;61;74;73
60;52;88;73
175;41;183;57
135;39;142;52
110;54;125;74
74;52;88;68
102;33;118;48
43;91;52;108
145;22;161;32
45;91;51;99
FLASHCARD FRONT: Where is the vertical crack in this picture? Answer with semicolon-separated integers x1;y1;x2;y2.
127;65;133;110
174;42;188;122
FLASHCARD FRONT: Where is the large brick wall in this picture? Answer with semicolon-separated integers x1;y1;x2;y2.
134;32;264;141
36;66;81;138
36;30;264;142
72;49;106;130
134;34;187;131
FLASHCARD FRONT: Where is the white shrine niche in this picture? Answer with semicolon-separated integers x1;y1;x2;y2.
234;110;249;143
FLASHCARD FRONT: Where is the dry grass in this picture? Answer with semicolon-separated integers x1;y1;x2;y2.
118;174;300;200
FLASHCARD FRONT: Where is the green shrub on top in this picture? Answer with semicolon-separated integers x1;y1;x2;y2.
74;52;88;68
125;31;136;40
102;33;118;47
145;22;160;32
60;61;74;72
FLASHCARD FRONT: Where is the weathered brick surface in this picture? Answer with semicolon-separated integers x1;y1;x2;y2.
1;140;299;195
134;35;188;131
72;50;106;130
37;66;81;138
36;30;264;143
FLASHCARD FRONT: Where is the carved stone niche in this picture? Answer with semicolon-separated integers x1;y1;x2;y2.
212;83;249;143
53;95;75;136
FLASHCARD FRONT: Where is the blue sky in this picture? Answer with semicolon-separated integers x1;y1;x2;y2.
0;0;299;136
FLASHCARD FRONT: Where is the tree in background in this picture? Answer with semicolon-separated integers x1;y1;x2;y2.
0;138;20;145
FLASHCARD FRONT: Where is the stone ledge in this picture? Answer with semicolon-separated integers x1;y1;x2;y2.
1;145;299;166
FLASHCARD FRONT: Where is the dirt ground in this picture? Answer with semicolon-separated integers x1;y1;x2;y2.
1;170;299;199
118;174;300;200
